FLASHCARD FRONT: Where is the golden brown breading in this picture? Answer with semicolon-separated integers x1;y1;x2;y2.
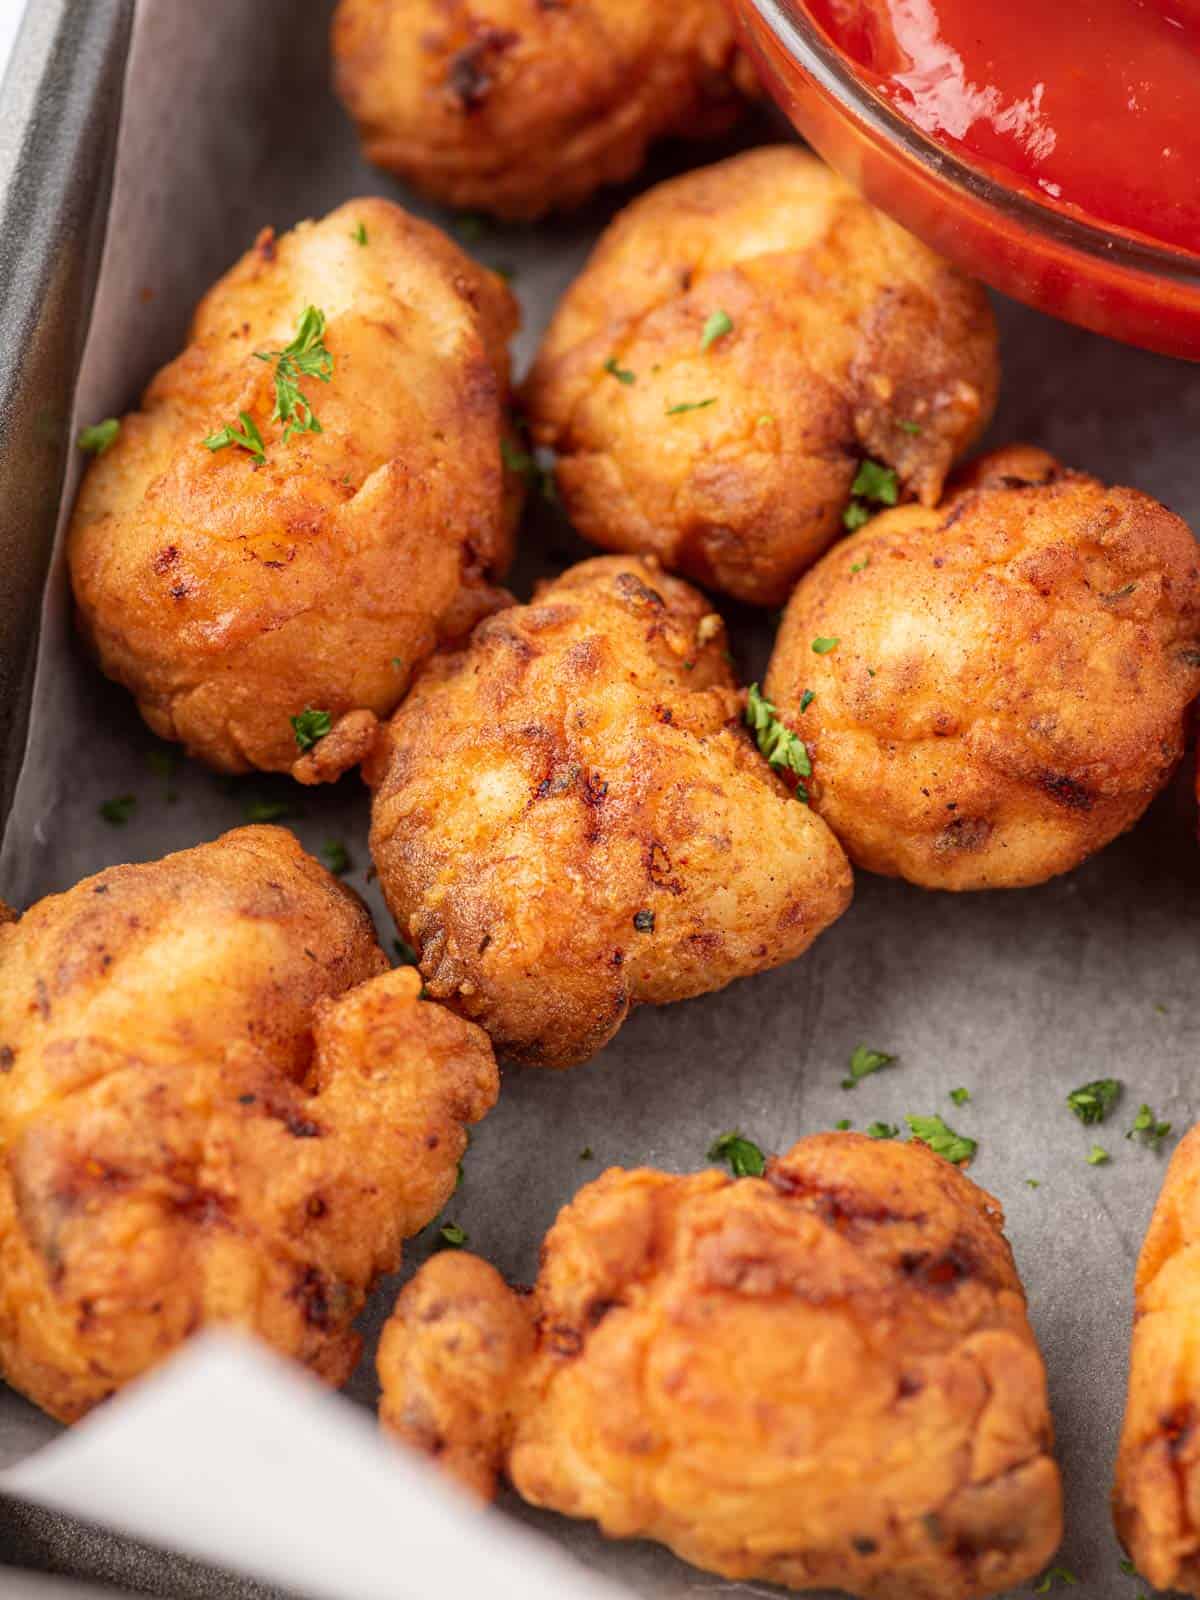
68;198;519;780
366;554;852;1069
765;445;1200;890
0;827;497;1423
379;1133;1062;1599
1115;1125;1200;1593
522;146;999;606
331;0;753;221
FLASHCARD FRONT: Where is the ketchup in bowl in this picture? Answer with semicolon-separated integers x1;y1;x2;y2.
806;0;1200;254
733;0;1200;357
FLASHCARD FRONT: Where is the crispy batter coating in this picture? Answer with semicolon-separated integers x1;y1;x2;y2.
765;445;1200;890
522;146;999;606
366;554;852;1069
379;1133;1061;1598
1115;1125;1200;1592
68;198;520;780
331;0;753;221
0;827;497;1423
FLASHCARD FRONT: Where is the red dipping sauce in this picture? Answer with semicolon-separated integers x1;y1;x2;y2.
731;0;1200;356
806;0;1200;254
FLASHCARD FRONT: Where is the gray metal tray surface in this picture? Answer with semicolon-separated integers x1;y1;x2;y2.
2;3;1199;1598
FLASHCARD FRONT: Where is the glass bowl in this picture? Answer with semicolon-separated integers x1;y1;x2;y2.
730;0;1200;360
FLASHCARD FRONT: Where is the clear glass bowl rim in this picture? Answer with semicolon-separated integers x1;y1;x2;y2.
746;0;1200;288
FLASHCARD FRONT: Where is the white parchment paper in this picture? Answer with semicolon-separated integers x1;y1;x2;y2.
3;2;1200;1597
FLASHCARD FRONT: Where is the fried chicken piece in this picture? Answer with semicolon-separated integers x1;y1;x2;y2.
331;0;754;221
1114;1124;1200;1592
379;1132;1062;1598
68;198;520;780
0;827;497;1423
366;554;852;1069
522;146;999;606
765;446;1200;890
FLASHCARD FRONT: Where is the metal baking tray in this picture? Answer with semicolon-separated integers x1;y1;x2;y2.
2;3;1199;1597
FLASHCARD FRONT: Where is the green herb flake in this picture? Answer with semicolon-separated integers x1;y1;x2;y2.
843;501;871;532
745;683;811;799
1119;1559;1136;1576
500;436;536;476
1088;1144;1111;1166
1127;1103;1172;1150
1033;1568;1078;1593
579;1146;594;1161
666;397;717;416
949;1087;971;1106
245;797;292;824
868;1121;899;1140
700;309;734;351
78;418;120;456
438;1222;468;1249
799;689;815;713
204;410;266;463
708;1131;766;1179
835;1118;852;1131
850;556;871;573
842;1045;896;1091
321;840;351;876
604;356;636;386
851;460;900;505
290;707;332;752
899;419;923;435
254;306;334;442
351;221;368;246
99;794;136;826
1026;1178;1041;1189
906;1114;976;1166
812;637;839;655
1066;1078;1121;1125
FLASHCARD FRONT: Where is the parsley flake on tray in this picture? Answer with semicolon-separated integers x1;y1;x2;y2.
1066;1077;1121;1124
906;1115;976;1167
78;417;120;455
842;1045;896;1090
708;1131;766;1179
745;683;811;799
290;706;332;752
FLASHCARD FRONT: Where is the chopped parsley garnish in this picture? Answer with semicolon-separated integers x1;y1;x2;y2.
579;1146;594;1160
245;796;293;823
393;937;419;967
811;637;839;655
500;436;535;476
321;840;351;876
949;1087;971;1106
633;908;655;932
700;309;733;351
708;1131;766;1178
899;419;923;435
666;397;717;416
835;1119;852;1130
868;1121;899;1140
906;1114;976;1166
351;220;368;246
799;689;815;713
850;556;871;573
78;418;120;456
1026;1178;1041;1189
1066;1078;1121;1125
1119;1559;1136;1576
204;411;266;463
843;458;899;530
147;748;178;802
1087;1144;1111;1165
1127;1103;1172;1149
842;1045;896;1090
99;794;136;826
438;1222;468;1249
254;306;334;442
745;683;811;799
604;356;636;385
290;707;332;752
1033;1568;1078;1593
